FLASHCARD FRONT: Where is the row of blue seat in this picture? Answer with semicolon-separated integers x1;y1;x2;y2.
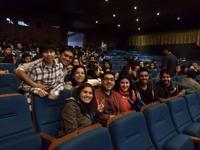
56;92;200;150
1;90;200;150
0;90;71;150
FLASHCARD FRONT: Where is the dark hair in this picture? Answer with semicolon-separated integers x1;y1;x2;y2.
22;53;31;59
120;65;132;75
101;71;115;79
137;67;149;76
75;83;97;115
3;54;15;64
159;69;171;78
102;59;112;71
2;44;11;50
59;46;73;54
70;65;88;86
39;40;56;54
87;64;100;79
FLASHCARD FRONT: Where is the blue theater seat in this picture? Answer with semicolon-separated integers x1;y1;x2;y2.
0;73;20;94
56;127;113;150
108;111;155;150
185;93;200;123
167;96;200;137
32;90;71;137
0;63;16;73
0;93;43;150
143;103;195;150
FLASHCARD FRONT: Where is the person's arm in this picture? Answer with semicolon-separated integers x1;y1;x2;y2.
61;100;78;134
49;65;65;100
15;58;48;90
159;89;186;103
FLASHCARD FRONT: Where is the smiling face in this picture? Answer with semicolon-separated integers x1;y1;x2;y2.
80;86;93;104
60;50;73;66
161;72;171;87
42;49;56;64
119;78;130;92
138;71;149;85
73;67;86;84
102;73;115;91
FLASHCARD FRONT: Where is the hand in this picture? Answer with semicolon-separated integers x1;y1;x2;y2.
38;89;48;97
97;103;104;112
110;115;116;118
48;93;58;100
35;83;48;90
178;90;186;96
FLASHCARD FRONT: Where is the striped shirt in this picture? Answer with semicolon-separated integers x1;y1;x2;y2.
20;58;64;96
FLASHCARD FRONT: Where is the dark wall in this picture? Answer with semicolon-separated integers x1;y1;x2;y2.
0;21;66;46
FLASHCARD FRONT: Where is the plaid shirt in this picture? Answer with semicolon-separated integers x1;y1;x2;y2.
21;59;64;96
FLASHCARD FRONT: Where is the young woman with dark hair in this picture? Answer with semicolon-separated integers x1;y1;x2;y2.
114;74;136;110
61;83;97;134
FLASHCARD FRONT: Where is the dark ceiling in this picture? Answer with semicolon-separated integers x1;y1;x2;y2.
1;0;200;34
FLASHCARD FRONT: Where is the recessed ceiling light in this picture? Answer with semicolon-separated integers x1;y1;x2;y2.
113;14;116;18
117;24;121;27
105;0;109;2
138;27;141;31
156;12;160;16
136;18;139;22
95;20;99;24
134;6;137;10
177;17;181;20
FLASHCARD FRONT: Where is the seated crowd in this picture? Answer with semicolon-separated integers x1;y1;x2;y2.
1;39;200;135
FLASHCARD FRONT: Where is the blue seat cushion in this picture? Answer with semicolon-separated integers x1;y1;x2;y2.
0;131;43;150
164;134;194;150
183;123;200;137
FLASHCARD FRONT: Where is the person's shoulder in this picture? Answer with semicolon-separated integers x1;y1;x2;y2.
64;97;78;107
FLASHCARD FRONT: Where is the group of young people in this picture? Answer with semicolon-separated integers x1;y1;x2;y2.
13;43;188;135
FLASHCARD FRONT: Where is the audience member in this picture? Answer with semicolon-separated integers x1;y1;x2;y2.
155;69;186;102
114;74;136;110
61;83;97;134
94;71;129;126
133;67;156;110
161;48;177;77
19;43;64;100
15;46;73;90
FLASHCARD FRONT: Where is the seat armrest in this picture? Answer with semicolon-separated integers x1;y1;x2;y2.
189;136;200;143
39;132;57;143
48;123;101;150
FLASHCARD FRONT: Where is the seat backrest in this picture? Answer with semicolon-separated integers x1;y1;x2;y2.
167;96;193;133
0;73;20;94
185;93;200;122
56;127;113;150
0;93;43;150
108;111;155;150
196;92;200;105
32;90;71;136
143;103;177;150
0;63;16;72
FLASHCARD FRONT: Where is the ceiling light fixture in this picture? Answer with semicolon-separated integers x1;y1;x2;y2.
138;27;141;31
177;17;181;20
95;20;99;24
136;18;139;22
117;24;121;27
156;12;160;16
134;6;137;10
113;14;116;18
105;0;109;2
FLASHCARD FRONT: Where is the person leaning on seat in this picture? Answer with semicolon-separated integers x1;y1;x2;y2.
61;83;97;134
